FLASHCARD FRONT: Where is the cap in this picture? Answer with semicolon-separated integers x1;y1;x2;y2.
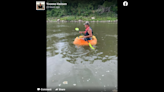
84;21;90;25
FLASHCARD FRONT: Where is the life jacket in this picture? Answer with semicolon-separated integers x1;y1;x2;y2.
84;27;93;36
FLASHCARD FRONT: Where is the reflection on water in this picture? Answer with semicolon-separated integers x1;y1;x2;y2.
47;22;117;91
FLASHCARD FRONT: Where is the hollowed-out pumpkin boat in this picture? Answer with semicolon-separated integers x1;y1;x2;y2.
73;35;97;46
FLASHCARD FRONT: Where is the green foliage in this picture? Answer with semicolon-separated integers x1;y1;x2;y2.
47;0;117;20
106;17;112;20
111;5;117;13
87;4;94;10
103;1;113;7
60;16;75;21
78;16;83;20
111;0;117;4
66;16;75;21
47;10;51;17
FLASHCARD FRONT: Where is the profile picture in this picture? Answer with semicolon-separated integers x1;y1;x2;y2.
36;1;45;10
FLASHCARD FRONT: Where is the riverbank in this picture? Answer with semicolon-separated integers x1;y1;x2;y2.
47;16;117;22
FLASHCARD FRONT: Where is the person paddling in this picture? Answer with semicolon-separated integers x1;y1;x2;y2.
79;22;93;41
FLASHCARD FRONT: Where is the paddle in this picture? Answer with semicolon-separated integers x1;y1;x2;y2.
75;27;95;50
75;28;83;36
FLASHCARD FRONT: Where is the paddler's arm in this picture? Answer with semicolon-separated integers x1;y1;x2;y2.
79;31;85;33
83;29;92;38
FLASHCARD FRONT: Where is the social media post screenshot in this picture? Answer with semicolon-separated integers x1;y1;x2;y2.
45;0;117;92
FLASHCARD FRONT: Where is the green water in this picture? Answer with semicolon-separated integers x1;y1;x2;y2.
47;22;117;92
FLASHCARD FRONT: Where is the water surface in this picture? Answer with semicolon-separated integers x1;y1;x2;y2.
47;22;117;92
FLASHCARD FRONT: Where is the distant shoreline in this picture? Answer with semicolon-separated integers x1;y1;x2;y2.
47;16;117;23
46;19;117;23
46;20;117;22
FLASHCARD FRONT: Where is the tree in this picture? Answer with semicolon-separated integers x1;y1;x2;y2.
103;1;113;7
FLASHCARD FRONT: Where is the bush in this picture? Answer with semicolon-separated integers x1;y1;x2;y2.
79;16;82;20
60;16;75;21
107;17;111;20
103;1;113;7
111;5;117;13
47;10;51;17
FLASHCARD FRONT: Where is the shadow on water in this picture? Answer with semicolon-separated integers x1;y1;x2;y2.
46;22;117;91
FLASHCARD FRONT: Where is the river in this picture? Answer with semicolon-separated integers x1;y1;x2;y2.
47;22;117;92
